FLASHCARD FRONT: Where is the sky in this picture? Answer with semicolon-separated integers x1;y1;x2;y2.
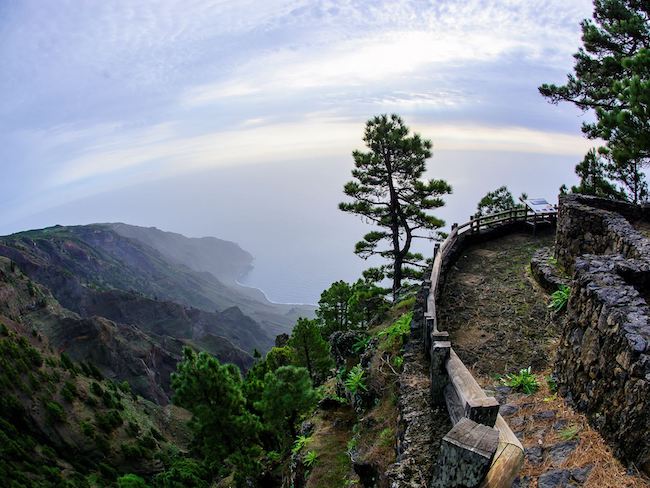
0;0;597;303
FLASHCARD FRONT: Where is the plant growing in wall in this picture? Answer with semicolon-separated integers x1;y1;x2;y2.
548;285;571;312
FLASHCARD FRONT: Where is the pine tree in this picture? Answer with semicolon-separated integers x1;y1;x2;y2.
571;149;627;199
476;186;518;216
539;0;650;203
255;366;319;445
316;281;354;337
288;318;333;383
170;348;260;472
339;114;452;300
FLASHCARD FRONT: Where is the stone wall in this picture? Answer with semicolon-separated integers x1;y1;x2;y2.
555;194;650;272
554;195;650;473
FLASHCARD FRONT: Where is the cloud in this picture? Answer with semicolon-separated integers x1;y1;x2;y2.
50;116;593;188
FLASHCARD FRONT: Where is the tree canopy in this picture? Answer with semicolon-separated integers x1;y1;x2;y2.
539;0;650;203
288;318;333;383
339;114;452;299
170;348;260;473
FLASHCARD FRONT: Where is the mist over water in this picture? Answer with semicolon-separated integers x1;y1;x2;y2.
2;150;578;305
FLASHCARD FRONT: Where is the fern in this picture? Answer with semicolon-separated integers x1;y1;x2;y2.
292;435;311;454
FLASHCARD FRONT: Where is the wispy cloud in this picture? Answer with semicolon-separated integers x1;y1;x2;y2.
0;0;596;227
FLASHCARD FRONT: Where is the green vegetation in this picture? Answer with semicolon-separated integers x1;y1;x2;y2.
549;285;571;312
476;186;525;217
502;367;540;394
288;318;334;383
304;450;318;468
117;474;149;487
43;400;66;424
339;114;452;299
559;425;581;441
317;280;389;338
377;312;412;349
292;434;311;454
344;365;368;396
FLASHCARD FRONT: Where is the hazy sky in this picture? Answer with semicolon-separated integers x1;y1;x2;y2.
1;0;597;303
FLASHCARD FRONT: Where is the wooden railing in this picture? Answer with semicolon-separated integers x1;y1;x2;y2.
426;207;555;487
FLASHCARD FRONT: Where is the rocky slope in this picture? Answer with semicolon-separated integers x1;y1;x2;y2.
0;283;192;485
0;255;252;404
0;224;314;339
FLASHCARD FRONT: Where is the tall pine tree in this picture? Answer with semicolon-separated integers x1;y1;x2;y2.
339;114;451;300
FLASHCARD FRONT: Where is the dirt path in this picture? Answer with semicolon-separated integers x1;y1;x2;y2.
436;231;649;488
438;232;557;377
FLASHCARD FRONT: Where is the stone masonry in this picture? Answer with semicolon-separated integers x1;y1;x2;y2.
554;195;650;473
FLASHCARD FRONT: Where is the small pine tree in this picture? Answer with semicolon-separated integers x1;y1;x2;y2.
255;366;319;444
288;318;333;384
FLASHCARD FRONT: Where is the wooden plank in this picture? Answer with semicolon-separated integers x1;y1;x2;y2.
446;349;500;427
432;418;499;488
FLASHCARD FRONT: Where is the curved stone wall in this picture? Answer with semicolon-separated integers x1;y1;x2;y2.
554;195;650;473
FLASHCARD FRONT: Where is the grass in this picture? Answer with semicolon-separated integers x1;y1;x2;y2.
494;365;650;488
304;408;357;488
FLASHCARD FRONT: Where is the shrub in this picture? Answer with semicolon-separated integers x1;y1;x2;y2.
502;367;539;394
126;421;140;438
90;382;103;397
43;400;66;424
152;458;208;488
61;381;77;402
60;352;75;372
121;442;145;459
345;365;367;395
139;434;157;450
392;355;404;369
378;312;412;348
96;410;123;433
118;380;131;394
117;474;149;488
548;285;570;312
0;323;7;336
98;462;117;480
80;420;95;438
379;427;394;447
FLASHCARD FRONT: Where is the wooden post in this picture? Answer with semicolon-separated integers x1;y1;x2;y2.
431;418;499;488
430;339;450;405
424;316;435;358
